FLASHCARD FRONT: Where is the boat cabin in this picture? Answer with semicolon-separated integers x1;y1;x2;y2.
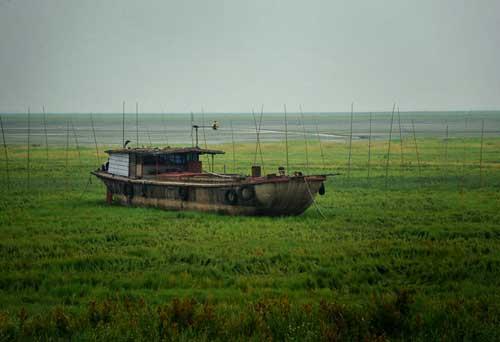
103;147;224;179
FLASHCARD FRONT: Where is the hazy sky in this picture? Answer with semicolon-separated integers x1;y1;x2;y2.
1;0;499;113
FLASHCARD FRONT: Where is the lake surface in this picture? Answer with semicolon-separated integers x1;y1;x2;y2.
1;111;499;146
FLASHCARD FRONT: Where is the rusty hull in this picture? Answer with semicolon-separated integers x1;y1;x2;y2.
92;171;325;216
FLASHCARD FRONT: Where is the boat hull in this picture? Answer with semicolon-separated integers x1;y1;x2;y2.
92;171;325;216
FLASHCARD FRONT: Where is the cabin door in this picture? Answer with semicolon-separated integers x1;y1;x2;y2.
136;157;143;178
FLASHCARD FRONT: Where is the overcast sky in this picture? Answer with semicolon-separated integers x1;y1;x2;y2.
1;0;499;113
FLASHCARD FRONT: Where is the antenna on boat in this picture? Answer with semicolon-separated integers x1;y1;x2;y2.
191;118;219;149
284;104;289;175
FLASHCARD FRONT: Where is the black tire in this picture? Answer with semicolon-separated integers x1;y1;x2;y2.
238;185;255;201
225;189;238;205
178;187;189;201
319;183;325;196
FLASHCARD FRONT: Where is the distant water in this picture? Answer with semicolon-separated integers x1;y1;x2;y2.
0;111;499;146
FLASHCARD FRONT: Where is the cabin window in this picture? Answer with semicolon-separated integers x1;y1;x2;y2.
186;153;199;162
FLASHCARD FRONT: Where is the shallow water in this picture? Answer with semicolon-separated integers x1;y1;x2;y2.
1;111;499;146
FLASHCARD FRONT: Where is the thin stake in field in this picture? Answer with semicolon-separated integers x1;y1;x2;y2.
65;121;70;195
299;105;309;174
42;106;49;162
71;120;82;169
251;106;265;173
479;119;485;187
443;123;449;182
161;108;169;146
27;107;31;191
122;101;125;147
257;105;265;173
411;119;421;178
136;102;140;147
460;117;468;193
459;116;468;222
347;102;354;180
201;107;210;170
90;113;100;167
367;112;372;182
315;119;325;170
0;115;10;191
283;104;289;174
147;127;153;146
397;105;404;176
190;112;195;147
384;104;396;188
230;120;236;173
42;106;50;188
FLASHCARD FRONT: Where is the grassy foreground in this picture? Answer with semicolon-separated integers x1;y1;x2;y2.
0;137;500;340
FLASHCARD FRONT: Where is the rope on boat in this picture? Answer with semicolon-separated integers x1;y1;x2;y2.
204;171;243;179
79;175;93;201
303;177;326;219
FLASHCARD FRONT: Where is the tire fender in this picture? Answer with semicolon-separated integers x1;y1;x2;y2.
238;185;255;201
225;189;238;205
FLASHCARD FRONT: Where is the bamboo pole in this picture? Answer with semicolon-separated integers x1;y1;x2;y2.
315;119;325;170
444;123;449;182
459;117;468;222
136;102;139;147
299;105;309;174
256;105;265;173
251;108;259;165
367;112;372;182
230;120;236;173
162;110;169;146
284;104;289;174
397;105;404;176
65;121;70;194
201;107;210;170
479;119;485;187
0;115;10;191
190;112;195;147
42;106;49;162
122;101;125;147
461;117;467;192
384;104;396;188
147;127;153;146
42;107;50;188
411;119;421;178
27;107;31;191
71;120;82;169
347;103;354;180
90;113;100;167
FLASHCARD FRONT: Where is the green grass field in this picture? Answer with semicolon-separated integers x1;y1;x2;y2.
1;137;500;340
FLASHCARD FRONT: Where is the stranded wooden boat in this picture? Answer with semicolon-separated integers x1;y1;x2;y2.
92;146;327;216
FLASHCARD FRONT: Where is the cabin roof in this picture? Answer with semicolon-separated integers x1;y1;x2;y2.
105;146;225;156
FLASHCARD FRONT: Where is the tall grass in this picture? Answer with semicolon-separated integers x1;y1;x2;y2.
0;138;499;340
